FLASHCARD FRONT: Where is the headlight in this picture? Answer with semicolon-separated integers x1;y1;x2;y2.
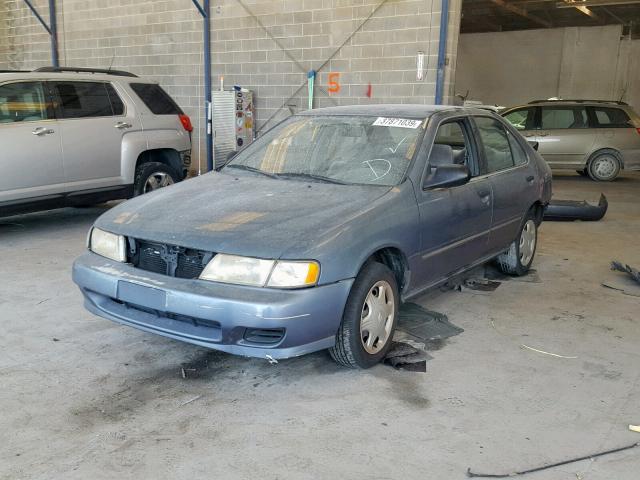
199;254;320;288
200;254;275;286
89;228;127;262
267;261;320;288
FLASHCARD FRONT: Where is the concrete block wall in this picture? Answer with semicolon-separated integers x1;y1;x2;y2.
0;0;461;170
456;25;640;112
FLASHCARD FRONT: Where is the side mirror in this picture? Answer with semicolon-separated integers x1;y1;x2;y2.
528;140;539;151
215;150;237;171
423;164;470;190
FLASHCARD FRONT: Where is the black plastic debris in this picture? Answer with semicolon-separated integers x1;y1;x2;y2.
396;303;464;344
463;277;502;292
384;342;430;372
543;193;608;221
611;260;640;285
386;304;464;372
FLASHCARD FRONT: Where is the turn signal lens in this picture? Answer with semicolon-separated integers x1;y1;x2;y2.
267;261;320;288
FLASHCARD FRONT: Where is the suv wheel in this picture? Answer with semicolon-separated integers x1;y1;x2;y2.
329;262;398;368
588;152;621;182
496;211;537;276
134;162;179;196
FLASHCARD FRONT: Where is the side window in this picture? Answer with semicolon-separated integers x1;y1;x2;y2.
433;120;472;169
541;107;588;129
475;117;514;173
105;84;124;116
592;107;632;128
0;82;49;123
129;83;182;115
506;130;528;165
503;108;534;131
54;81;114;119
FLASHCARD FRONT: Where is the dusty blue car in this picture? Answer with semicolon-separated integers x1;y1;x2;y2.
72;105;552;368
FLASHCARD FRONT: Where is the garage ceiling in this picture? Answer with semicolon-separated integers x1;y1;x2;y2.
462;0;640;34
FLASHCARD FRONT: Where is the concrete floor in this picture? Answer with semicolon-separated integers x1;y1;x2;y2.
1;172;639;480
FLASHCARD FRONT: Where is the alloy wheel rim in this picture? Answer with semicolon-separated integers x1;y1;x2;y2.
593;156;616;179
360;280;395;354
144;172;174;193
519;220;536;266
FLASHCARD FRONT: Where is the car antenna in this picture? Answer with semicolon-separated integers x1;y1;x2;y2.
107;48;116;73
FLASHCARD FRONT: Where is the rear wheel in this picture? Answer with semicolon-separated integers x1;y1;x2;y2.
134;162;179;196
329;262;398;368
588;152;620;182
496;211;538;276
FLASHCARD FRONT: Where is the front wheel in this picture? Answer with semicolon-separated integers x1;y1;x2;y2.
134;162;178;196
330;262;399;368
496;212;538;276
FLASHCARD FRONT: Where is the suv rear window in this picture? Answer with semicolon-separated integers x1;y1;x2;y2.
592;107;632;128
130;83;182;115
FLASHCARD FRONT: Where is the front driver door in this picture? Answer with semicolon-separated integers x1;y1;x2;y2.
0;81;64;205
413;117;493;290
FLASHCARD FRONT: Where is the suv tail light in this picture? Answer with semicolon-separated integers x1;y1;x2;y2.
179;114;193;133
636;128;640;136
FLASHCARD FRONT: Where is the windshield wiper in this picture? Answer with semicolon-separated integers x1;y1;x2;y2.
225;164;279;179
276;172;349;185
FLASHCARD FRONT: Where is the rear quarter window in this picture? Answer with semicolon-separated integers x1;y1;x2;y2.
130;83;182;115
591;107;633;128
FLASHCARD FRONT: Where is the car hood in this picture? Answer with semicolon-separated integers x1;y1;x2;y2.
95;171;393;259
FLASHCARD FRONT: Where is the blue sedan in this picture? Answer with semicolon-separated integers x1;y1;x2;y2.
72;105;552;368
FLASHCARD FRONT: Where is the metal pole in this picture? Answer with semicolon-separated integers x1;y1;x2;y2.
48;0;59;67
203;0;213;172
435;0;449;105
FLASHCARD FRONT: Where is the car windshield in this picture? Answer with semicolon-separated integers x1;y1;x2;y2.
225;115;425;186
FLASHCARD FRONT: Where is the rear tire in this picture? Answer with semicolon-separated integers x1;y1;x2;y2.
134;162;179;196
496;211;538;276
329;262;399;368
587;152;621;182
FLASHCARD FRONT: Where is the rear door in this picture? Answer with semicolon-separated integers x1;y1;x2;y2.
0;80;64;204
537;105;595;168
473;116;538;251
50;80;140;192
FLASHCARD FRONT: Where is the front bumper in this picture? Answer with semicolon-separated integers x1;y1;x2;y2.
72;252;354;360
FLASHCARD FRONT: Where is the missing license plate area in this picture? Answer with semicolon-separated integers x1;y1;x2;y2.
117;281;167;311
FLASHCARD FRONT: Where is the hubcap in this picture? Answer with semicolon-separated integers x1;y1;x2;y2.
593;156;617;179
360;280;395;354
143;172;174;193
519;220;536;266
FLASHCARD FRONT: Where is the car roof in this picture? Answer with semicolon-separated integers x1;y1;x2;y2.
506;101;630;109
0;71;154;84
298;104;491;118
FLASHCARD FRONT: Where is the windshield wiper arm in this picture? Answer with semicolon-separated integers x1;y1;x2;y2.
225;164;279;179
276;172;349;185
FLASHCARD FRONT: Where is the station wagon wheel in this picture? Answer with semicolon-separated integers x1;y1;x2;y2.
330;262;399;368
134;161;179;196
588;152;621;182
496;210;538;276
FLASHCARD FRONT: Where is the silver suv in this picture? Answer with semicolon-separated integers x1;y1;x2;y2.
0;67;192;217
502;100;640;181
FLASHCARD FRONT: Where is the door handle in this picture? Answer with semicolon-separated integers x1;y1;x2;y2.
114;122;132;129
32;127;54;136
526;175;535;184
477;189;491;205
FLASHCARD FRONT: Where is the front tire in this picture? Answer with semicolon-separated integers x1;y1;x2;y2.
496;211;538;276
134;162;179;196
588;152;621;182
330;262;399;368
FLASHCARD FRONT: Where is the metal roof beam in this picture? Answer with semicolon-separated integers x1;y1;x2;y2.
489;0;553;28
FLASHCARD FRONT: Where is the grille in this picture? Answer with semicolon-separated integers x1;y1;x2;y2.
129;239;213;279
243;328;285;345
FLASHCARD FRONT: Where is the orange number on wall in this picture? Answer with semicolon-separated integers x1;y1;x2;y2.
328;72;341;94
